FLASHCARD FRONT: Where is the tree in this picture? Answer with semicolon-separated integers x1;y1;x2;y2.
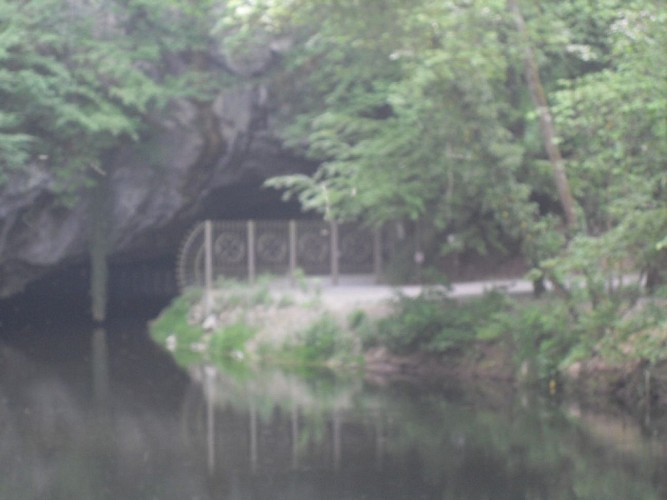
0;0;220;319
551;0;667;294
254;1;579;286
0;0;215;200
507;0;578;233
244;0;665;297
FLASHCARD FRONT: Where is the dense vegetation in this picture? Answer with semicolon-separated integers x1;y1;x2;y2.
0;0;216;199
3;1;666;374
223;0;667;354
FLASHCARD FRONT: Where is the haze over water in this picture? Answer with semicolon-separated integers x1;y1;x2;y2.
1;318;666;500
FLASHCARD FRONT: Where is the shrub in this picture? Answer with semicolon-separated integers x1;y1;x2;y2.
270;313;360;368
150;290;204;346
209;322;258;359
297;314;342;363
500;301;575;380
373;290;511;355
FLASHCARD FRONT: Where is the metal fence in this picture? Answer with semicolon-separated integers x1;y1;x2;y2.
177;220;382;290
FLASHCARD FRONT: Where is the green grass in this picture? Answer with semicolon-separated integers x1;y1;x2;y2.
209;322;258;359
150;290;204;346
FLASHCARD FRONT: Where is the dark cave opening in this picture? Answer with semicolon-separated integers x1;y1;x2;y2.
0;182;306;328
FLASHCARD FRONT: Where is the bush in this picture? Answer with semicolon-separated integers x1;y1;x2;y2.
296;314;342;363
209;322;258;359
496;301;575;380
372;290;511;355
269;313;361;368
150;290;204;346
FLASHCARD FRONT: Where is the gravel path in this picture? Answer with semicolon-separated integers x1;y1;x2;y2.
268;274;534;309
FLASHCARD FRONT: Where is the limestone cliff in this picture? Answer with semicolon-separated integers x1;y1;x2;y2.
0;79;308;298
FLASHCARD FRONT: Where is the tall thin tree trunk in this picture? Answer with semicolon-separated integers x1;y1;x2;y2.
508;0;578;233
90;176;109;323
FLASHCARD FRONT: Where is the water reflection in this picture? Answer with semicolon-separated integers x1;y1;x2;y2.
1;321;667;499
0;321;203;500
183;366;667;500
91;327;110;410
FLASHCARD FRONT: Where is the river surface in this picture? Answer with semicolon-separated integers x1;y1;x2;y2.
1;318;667;500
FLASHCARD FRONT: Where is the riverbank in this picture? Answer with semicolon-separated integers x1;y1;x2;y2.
149;276;667;417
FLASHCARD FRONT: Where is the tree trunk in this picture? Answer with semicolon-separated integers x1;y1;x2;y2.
508;0;578;233
90;177;110;323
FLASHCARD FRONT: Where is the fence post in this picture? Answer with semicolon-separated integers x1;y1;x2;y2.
204;220;213;316
330;220;339;286
289;220;297;285
250;403;259;474
373;226;383;283
247;220;256;284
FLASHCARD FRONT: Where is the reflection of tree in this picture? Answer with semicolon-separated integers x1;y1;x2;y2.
91;328;110;410
0;338;210;500
184;366;366;474
3;328;665;499
374;393;664;500
183;364;667;499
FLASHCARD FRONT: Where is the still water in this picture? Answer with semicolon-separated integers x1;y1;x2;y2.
1;319;667;500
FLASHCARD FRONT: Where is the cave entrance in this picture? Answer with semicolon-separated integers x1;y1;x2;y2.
0;182;308;325
199;182;304;220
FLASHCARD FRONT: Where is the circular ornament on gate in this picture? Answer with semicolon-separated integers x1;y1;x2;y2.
340;230;372;264
257;231;288;263
297;232;329;264
214;232;246;264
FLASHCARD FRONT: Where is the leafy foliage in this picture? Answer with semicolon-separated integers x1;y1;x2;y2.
265;1;530;239
292;313;342;363
5;0;666;370
369;290;511;355
251;0;667;325
210;321;258;359
0;0;216;198
550;1;667;293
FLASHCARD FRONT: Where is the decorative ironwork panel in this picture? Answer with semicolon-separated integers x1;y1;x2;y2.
296;220;331;275
255;220;290;274
339;222;374;274
211;220;248;280
177;222;206;289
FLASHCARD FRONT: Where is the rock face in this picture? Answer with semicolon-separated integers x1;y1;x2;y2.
0;77;309;298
